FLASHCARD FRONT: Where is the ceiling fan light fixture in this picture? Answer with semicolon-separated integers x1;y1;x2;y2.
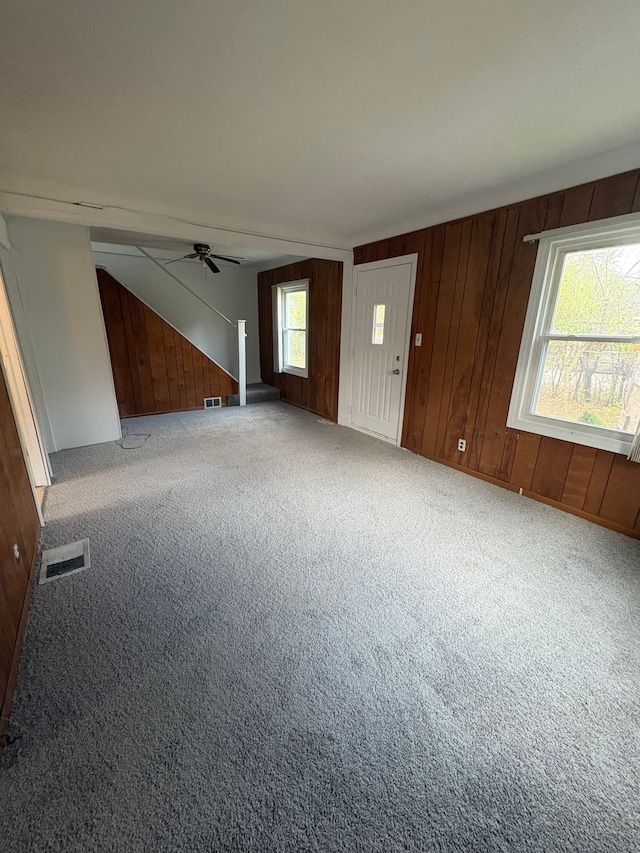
165;243;245;273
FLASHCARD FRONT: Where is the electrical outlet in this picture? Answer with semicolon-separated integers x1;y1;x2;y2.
415;332;422;346
458;439;466;452
12;543;20;560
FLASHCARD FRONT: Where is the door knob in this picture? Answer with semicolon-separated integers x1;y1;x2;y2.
392;369;400;375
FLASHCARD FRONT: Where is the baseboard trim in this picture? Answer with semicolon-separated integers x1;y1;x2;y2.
404;446;640;541
0;541;40;751
279;397;337;423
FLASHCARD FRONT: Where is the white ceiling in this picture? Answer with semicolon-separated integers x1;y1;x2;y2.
89;231;302;267
2;0;640;248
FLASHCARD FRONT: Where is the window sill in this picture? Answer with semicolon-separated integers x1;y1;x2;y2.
281;366;308;379
507;413;632;456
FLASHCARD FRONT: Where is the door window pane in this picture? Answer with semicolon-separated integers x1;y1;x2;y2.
372;304;386;345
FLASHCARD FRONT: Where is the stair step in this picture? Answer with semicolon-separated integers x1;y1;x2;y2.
226;383;281;407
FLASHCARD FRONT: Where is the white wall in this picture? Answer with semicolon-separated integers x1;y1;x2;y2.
92;248;261;384
1;217;121;451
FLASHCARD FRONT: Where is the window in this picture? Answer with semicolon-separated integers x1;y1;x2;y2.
508;215;640;455
372;304;386;345
273;280;309;378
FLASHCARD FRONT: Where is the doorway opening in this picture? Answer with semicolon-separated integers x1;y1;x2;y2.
0;266;50;512
346;254;418;444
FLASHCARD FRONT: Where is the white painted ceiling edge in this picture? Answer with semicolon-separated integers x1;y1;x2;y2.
3;140;640;260
1;1;640;249
358;141;640;246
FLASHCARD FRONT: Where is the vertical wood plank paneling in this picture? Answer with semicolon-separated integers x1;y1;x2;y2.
402;232;421;256
354;168;640;539
388;235;405;258
98;274;136;416
598;457;640;530
0;396;39;555
257;259;342;421
435;219;473;459
126;296;156;414
587;173;640;221
480;198;548;479
182;339;197;409
0;364;40;736
374;240;389;261
144;307;171;412
119;289;145;414
320;259;343;422
421;221;464;456
560;445;598;509
208;360;221;398
559;184;595;227
0;582;15;697
441;213;495;463
308;262;323;416
173;328;188;410
530;437;574;502
220;368;233;400
0;476;28;639
401;229;431;449
192;349;207;409
97;269;237;417
162;324;181;411
504;189;567;487
463;210;508;469
467;207;520;472
582;451;615;516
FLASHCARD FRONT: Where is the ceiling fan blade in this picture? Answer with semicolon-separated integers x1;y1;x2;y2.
166;252;198;264
211;254;242;265
205;257;220;274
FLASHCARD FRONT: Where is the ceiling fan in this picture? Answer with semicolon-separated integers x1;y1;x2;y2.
166;243;244;274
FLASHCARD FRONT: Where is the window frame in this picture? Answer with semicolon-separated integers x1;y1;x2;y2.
508;214;640;455
273;279;309;379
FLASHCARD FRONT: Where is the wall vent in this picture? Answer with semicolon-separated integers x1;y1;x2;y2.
204;396;222;409
39;539;91;584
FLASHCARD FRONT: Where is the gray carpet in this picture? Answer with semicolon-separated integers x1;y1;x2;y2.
1;402;639;852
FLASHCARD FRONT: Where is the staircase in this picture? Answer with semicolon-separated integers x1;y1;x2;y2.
226;383;280;407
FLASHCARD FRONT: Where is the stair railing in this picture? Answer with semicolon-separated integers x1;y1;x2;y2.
136;247;246;406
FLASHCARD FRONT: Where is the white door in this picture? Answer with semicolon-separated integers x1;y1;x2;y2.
349;259;415;442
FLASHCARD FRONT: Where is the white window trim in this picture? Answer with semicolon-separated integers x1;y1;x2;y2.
272;279;309;379
508;214;640;455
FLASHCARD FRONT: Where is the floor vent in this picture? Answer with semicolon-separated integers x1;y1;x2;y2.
204;396;222;409
39;539;91;584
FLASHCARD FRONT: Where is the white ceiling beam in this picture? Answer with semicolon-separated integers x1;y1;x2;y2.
0;192;353;263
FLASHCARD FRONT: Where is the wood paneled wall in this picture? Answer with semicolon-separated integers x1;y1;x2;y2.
258;259;343;422
97;269;238;418
0;363;40;741
355;169;640;539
